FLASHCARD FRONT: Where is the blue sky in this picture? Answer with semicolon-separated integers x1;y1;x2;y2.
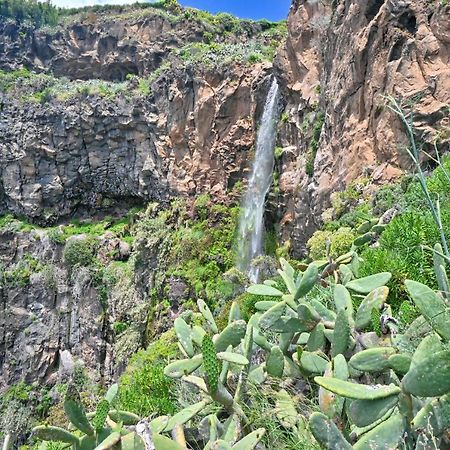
179;1;290;21
45;0;290;21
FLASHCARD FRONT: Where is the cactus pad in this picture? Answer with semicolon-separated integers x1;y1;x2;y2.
331;309;351;357
266;346;284;378
346;273;391;294
309;412;353;449
314;377;401;400
348;396;399;428
202;334;221;393
92;399;110;431
402;349;450;397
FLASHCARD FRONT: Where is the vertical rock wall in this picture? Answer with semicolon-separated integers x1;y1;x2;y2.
276;0;450;255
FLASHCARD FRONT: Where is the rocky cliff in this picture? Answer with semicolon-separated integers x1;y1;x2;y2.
275;0;450;255
0;4;280;389
0;3;281;223
0;63;270;222
1;0;449;391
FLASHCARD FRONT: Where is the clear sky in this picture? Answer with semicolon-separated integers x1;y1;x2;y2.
44;0;290;21
179;1;291;21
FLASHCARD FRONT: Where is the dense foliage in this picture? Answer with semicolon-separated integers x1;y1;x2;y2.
0;0;59;26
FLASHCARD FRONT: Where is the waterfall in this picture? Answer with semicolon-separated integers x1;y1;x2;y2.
236;78;280;282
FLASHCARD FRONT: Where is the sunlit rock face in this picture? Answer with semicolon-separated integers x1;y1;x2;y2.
275;0;450;256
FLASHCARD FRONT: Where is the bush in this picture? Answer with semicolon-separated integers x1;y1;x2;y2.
63;236;98;269
177;42;276;68
3;255;43;288
307;227;355;260
117;331;178;417
194;193;211;220
0;0;59;27
244;384;320;450
371;182;406;216
237;292;269;321
0;381;53;446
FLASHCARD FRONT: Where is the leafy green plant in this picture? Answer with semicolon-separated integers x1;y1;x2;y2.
386;96;450;260
63;236;98;269
117;332;178;417
154;244;396;447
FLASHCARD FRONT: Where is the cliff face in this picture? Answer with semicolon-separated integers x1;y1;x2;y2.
0;6;276;388
0;8;265;79
0;5;280;223
0;63;270;223
276;0;450;255
0;229;111;389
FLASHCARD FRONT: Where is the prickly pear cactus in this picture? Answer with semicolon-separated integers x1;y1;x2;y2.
202;334;221;393
92;399;110;431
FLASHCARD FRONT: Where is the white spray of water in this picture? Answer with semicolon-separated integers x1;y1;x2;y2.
236;78;280;282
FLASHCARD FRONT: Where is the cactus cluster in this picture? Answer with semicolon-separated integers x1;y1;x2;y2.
32;383;145;450
30;379;264;450
244;251;450;448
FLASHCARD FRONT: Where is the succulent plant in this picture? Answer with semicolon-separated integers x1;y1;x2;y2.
32;383;145;450
308;268;450;449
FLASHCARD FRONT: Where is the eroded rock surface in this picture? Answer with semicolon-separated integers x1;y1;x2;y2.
0;64;271;222
276;0;450;255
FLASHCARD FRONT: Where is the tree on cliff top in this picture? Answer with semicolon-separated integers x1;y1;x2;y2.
0;0;59;27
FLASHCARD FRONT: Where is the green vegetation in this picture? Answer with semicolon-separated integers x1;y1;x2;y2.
0;0;59;27
0;212;137;246
33;245;448;449
307;227;355;260
1;255;43;288
177;41;278;68
47;213;136;244
31;383;144;450
117;331;178;417
63;235;98;269
244;384;320;450
0;70;131;103
136;199;240;314
305;111;325;177
0;381;54;447
322;150;450;312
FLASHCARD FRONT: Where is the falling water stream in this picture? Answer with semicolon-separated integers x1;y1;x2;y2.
236;78;280;282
